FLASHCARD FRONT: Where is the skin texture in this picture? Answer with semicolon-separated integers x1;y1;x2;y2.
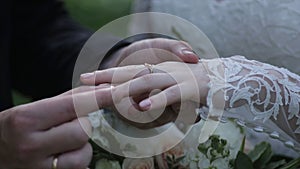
0;85;111;169
81;61;208;128
0;38;198;169
81;38;200;128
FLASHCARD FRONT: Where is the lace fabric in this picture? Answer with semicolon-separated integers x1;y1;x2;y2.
203;55;300;145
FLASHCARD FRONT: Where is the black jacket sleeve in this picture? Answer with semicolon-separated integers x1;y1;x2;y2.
10;0;93;100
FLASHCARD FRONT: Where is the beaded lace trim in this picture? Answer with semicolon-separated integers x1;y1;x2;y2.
203;55;300;142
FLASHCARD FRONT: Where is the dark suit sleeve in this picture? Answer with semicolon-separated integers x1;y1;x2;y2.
10;0;93;100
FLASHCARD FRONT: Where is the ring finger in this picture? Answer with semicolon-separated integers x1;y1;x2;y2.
43;143;92;169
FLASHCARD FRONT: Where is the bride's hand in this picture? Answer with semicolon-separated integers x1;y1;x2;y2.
81;38;201;128
81;61;209;127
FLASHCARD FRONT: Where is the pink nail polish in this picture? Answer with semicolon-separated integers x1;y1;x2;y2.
139;99;151;109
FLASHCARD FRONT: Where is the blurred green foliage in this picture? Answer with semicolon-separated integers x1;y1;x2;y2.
12;90;32;106
64;0;133;30
13;0;133;105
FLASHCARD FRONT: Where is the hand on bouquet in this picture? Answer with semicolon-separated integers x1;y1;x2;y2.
0;85;115;169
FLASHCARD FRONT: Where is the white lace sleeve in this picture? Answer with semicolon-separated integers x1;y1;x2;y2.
201;55;300;144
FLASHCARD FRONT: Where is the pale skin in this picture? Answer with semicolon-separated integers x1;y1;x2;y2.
0;38;198;169
0;85;111;169
81;58;300;142
80;61;208;128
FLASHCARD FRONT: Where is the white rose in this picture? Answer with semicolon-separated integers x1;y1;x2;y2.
197;158;210;169
122;158;154;169
211;158;231;169
119;123;185;157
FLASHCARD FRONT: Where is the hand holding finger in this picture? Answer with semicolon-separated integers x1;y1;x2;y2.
80;38;199;85
0;85;116;168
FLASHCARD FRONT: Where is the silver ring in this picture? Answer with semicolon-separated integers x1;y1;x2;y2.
144;63;154;74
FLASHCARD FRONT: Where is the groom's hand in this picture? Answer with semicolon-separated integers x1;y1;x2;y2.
99;38;199;70
0;85;113;169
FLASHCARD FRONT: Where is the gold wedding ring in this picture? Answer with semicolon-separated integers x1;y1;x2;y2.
52;157;58;169
144;63;154;74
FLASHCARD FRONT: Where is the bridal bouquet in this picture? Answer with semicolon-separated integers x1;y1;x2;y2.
88;110;300;169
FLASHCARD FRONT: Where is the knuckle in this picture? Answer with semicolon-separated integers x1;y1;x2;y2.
71;128;89;144
8;106;33;131
110;85;117;93
137;39;150;48
96;89;112;106
168;87;179;99
16;142;39;161
60;97;75;118
149;39;161;48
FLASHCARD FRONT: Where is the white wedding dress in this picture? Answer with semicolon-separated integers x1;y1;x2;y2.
131;0;300;157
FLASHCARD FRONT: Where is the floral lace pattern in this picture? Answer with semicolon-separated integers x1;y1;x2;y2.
204;55;300;141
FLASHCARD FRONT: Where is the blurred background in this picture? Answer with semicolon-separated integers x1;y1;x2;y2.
64;0;133;30
13;0;134;105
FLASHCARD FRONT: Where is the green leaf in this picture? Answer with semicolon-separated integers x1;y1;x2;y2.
175;156;186;163
253;143;273;168
234;151;254;169
166;155;173;163
269;155;293;163
248;142;272;163
198;143;209;155
265;159;286;169
278;157;300;169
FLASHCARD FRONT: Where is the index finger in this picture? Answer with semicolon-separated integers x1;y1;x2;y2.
80;64;146;85
25;87;114;130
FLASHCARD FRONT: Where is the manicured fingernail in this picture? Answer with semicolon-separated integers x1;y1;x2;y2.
139;99;151;109
181;49;195;55
80;72;94;79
